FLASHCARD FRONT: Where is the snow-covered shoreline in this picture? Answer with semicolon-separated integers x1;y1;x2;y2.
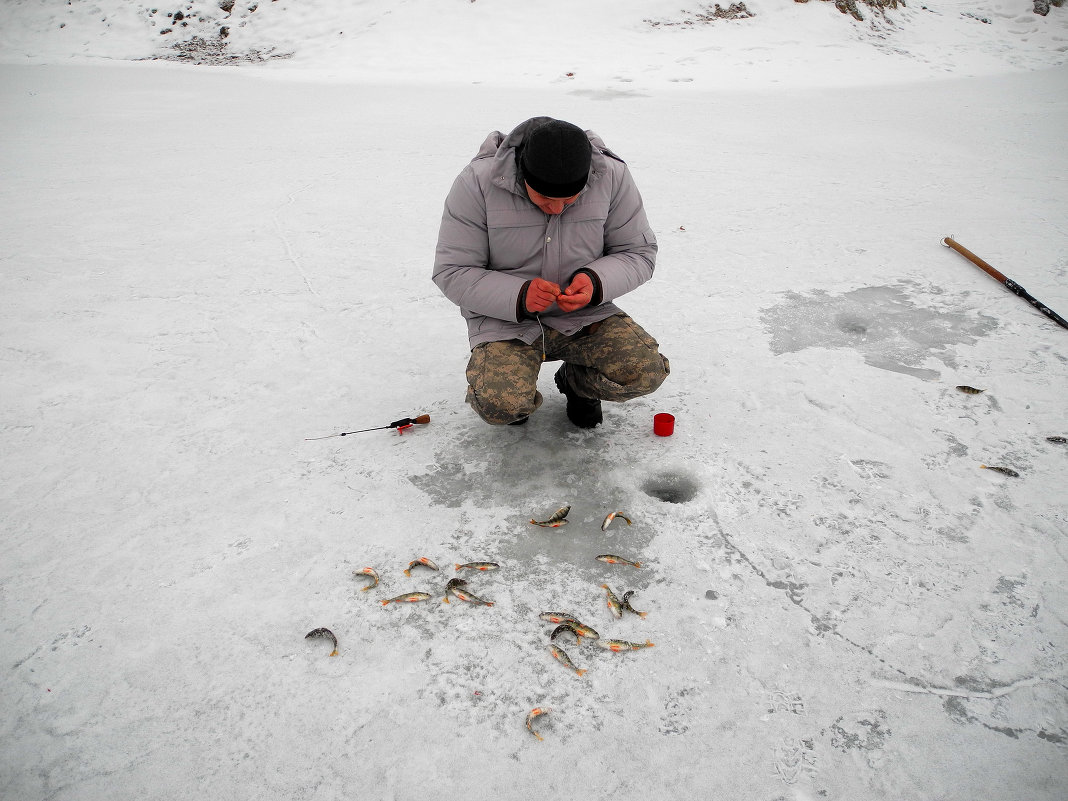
2;0;1067;88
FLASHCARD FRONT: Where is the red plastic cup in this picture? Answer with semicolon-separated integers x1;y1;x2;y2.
653;413;675;437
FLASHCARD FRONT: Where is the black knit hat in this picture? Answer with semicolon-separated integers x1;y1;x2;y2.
520;119;592;198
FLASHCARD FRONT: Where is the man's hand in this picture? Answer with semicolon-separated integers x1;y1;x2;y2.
556;272;594;313
524;277;561;314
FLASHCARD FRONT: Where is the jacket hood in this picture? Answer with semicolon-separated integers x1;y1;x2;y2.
474;117;622;197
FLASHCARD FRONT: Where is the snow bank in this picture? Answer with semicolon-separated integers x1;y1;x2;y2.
0;0;1066;87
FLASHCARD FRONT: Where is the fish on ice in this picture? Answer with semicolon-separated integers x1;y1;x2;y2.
442;577;468;603
305;627;339;657
526;707;550;741
403;557;440;576
381;592;432;606
980;464;1020;477
597;638;655;652
531;505;571;527
449;586;495;607
550;622;583;644
549;644;587;676
569;620;600;640
621;590;648;619
354;567;379;591
539;611;579;625
601;511;632;531
602;584;623;619
596;554;642;568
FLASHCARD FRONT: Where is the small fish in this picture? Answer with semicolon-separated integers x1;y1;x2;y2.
455;562;500;572
1047;436;1067;444
449;587;495;607
569;620;600;640
531;505;571;527
354;567;379;591
403;557;439;577
539;611;579;625
442;577;469;603
381;592;432;606
956;385;986;394
549;644;587;676
597;638;655;652
602;584;623;619
601;511;633;531
621;590;648;619
980;464;1020;478
526;707;550;741
305;627;339;657
550;622;583;644
596;554;642;568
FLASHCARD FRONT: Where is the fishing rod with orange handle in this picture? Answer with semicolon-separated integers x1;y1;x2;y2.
941;236;1068;331
305;414;431;440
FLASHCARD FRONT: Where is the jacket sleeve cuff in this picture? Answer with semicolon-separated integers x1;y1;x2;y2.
516;280;533;321
571;268;603;307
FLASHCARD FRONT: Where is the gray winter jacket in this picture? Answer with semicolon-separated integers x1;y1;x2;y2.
433;117;658;349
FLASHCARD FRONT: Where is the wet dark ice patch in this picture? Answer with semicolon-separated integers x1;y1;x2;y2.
760;283;998;380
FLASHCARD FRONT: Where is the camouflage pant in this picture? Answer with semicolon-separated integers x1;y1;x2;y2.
465;313;670;425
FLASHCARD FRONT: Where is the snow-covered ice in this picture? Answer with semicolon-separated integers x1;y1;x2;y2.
1;2;1066;799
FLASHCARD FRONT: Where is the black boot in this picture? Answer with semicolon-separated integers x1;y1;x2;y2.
554;365;602;429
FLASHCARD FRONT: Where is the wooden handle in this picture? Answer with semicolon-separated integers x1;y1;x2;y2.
414;414;431;425
942;236;1008;284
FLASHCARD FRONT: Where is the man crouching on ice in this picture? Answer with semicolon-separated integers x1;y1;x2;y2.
432;117;670;429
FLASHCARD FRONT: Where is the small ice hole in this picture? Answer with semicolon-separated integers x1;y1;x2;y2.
836;313;869;335
641;472;700;504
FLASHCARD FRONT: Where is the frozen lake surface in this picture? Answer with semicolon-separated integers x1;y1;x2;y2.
1;2;1066;799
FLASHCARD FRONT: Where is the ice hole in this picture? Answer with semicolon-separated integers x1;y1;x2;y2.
641;471;700;504
835;313;869;335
